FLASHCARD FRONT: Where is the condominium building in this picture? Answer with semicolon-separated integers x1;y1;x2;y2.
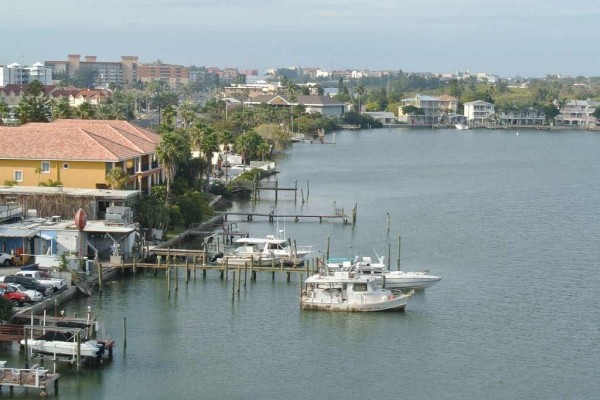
398;94;443;124
463;100;495;126
556;99;600;127
44;54;138;87
0;62;53;86
137;62;189;88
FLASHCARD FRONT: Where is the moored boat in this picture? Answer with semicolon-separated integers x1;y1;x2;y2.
21;330;107;359
301;271;413;312
455;123;469;130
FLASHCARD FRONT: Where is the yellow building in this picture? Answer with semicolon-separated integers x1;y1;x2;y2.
0;119;162;192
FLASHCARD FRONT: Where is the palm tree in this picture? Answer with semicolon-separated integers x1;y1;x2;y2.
178;100;198;129
156;131;190;205
52;97;72;120
75;102;96;119
105;167;130;189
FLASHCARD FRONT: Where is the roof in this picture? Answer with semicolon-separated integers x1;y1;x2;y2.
0;185;140;200
464;100;494;106
0;119;160;162
0;227;38;238
248;94;345;107
437;94;458;101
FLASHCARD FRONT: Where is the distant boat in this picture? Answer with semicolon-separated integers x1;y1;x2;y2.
455;123;469;130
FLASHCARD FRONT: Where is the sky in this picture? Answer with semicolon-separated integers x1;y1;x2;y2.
2;0;600;78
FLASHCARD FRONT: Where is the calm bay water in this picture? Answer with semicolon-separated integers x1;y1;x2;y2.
1;128;599;399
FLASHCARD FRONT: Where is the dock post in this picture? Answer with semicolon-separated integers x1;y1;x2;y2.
224;258;229;281
237;266;241;293
76;331;81;371
275;180;279;203
175;261;179;291
388;241;391;269
326;235;331;262
133;251;137;274
287;272;290;282
231;270;236;300
272;271;275;281
123;317;127;349
387;212;390;235
397;235;401;271
306;180;309;199
352;202;357;225
167;267;171;298
193;256;197;279
186;260;189;284
24;327;29;369
244;261;248;287
305;260;309;278
250;261;255;281
294;180;297;203
54;299;58;317
97;260;103;295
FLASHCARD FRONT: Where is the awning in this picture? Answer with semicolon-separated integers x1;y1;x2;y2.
38;233;53;241
0;228;39;239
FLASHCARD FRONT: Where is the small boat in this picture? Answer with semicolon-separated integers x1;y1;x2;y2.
21;330;107;359
455;123;469;130
301;271;413;312
328;255;442;290
216;253;282;267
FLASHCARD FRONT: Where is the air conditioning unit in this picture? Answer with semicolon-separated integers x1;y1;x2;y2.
105;206;133;225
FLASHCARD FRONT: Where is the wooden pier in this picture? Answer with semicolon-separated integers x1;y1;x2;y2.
0;365;59;397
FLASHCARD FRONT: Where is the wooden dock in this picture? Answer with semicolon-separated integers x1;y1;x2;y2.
0;365;59;396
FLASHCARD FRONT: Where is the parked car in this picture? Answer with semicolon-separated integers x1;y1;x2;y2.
0;252;12;267
7;283;43;303
0;283;30;306
0;275;53;297
15;270;67;292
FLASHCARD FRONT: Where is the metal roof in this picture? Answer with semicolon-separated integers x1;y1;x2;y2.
0;227;38;238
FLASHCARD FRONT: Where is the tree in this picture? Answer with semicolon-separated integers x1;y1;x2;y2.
542;104;560;125
178;100;198;129
14;81;51;123
38;179;63;187
593;107;600;120
355;85;366;113
0;101;9;125
402;105;424;115
52;96;72;120
156;130;191;205
105;167;131;189
74;102;96;119
70;67;99;89
0;297;15;323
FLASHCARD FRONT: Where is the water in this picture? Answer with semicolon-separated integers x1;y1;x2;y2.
2;128;599;399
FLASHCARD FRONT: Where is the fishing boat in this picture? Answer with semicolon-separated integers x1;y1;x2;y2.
301;271;413;312
328;255;442;290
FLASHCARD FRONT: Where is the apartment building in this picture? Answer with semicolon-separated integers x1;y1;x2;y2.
45;54;138;87
556;99;600;127
0;62;53;86
138;62;190;88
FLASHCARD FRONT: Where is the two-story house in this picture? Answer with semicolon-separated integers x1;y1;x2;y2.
0;119;162;193
398;95;443;124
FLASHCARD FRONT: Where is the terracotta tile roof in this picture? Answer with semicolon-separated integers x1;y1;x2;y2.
0;84;57;96
0;119;160;162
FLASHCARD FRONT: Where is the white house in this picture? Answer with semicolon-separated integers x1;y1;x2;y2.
556;99;599;127
463;100;495;126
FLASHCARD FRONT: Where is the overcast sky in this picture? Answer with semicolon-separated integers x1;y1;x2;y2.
3;0;599;77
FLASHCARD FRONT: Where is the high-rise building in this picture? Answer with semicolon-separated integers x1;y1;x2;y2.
0;62;53;86
137;61;189;88
44;54;139;87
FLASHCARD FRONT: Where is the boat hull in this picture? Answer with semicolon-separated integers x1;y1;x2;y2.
300;294;411;312
382;273;442;290
20;339;104;358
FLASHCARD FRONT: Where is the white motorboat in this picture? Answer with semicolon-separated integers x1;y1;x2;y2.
21;330;106;359
216;253;282;267
234;235;312;259
455;123;469;130
301;271;413;312
328;255;442;290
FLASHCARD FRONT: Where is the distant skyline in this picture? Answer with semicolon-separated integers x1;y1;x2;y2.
3;0;600;78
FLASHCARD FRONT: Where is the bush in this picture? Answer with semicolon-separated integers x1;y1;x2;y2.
0;297;15;323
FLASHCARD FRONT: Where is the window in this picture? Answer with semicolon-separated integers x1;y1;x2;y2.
41;161;50;173
14;170;23;182
63;163;69;169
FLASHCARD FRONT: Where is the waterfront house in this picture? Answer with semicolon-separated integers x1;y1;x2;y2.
245;95;345;118
398;94;442;125
555;99;600;127
437;95;459;114
463;100;495;126
497;108;545;126
0;119;162;193
361;111;397;125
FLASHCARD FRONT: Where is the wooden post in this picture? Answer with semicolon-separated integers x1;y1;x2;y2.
305;259;309;278
387;241;391;269
287;272;290;282
352;202;358;225
76;331;81;371
237;266;241;293
97;260;103;295
326;235;331;262
175;260;178;291
156;256;160;276
272;271;275;281
294;179;297;203
244;261;248;287
275;180;279;203
231;270;236;300
167;267;171;298
306;179;309;199
24;327;29;369
54;299;58;318
123;317;127;349
193;256;197;279
185;260;189;284
387;212;390;235
133;251;137;274
397;234;401;271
